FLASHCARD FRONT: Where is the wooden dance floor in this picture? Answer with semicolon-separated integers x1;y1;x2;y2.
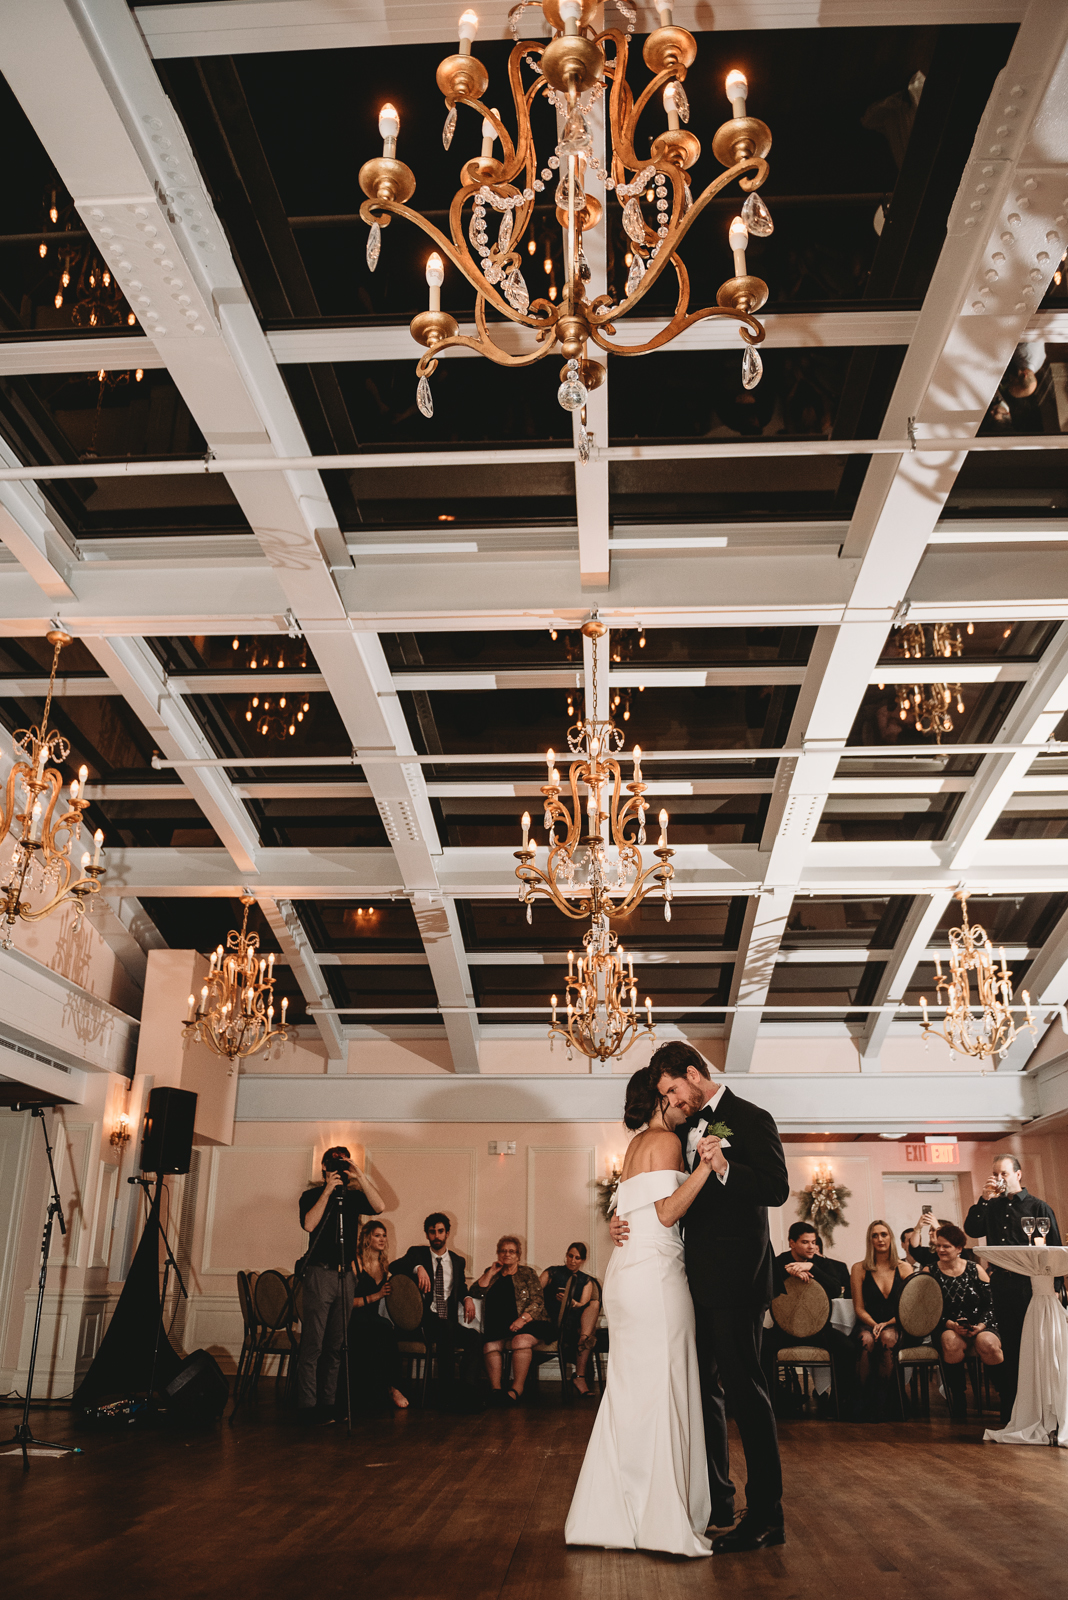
3;1391;1066;1599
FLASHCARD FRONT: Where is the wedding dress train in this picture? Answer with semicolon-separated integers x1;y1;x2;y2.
564;1169;711;1556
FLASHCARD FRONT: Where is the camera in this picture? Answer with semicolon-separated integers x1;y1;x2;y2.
322;1148;352;1177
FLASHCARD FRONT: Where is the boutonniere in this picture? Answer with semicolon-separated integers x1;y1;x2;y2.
698;1118;733;1149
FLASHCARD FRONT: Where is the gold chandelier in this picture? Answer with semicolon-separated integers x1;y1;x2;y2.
515;615;674;923
358;1;773;447
0;630;105;950
920;891;1036;1061
183;896;290;1070
878;622;971;742
232;635;313;742
549;914;654;1061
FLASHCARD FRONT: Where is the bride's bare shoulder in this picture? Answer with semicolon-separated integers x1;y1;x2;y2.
622;1129;683;1177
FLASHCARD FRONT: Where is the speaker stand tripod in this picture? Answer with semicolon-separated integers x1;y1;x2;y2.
2;1108;82;1472
129;1174;189;1417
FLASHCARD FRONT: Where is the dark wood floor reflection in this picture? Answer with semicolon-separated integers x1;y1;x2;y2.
3;1390;1068;1599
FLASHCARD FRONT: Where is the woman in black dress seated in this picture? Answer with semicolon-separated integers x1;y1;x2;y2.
347;1220;409;1412
924;1222;1003;1418
540;1242;596;1397
851;1219;913;1415
471;1235;552;1403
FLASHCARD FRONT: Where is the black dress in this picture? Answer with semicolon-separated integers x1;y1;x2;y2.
929;1261;999;1336
482;1274;553;1344
543;1266;593;1354
347;1268;404;1411
858;1268;906;1333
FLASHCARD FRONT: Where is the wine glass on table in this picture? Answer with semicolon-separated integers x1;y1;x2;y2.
1036;1217;1051;1244
1022;1217;1036;1245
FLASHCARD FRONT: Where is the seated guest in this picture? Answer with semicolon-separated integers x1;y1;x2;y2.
900;1228;921;1272
766;1223;854;1413
391;1213;478;1403
471;1235;552;1403
923;1221;1003;1420
348;1220;408;1412
905;1213;951;1270
540;1243;596;1397
851;1220;913;1418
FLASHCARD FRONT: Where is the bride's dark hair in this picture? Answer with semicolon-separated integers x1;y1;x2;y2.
623;1065;661;1131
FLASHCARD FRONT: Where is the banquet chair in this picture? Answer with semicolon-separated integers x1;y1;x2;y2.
893;1272;944;1418
240;1269;299;1409
233;1271;259;1404
770;1278;838;1420
386;1271;431;1406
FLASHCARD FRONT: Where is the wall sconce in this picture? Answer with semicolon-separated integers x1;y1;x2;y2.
109;1111;132;1153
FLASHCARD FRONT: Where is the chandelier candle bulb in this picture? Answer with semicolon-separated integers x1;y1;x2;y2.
726;69;748;117
522;811;531;848
378;103;400;159
658;808;669;846
425;252;445;310
664;83;680;132
187;993;196;1022
458;8;478;52
551;994;558;1022
729;216;749;275
81;850;90;869
559;0;582;34
633;744;642;780
481;110;498;159
656;2;675;23
568;950;574;976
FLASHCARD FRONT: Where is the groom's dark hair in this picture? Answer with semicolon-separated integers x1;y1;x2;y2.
650;1041;711;1081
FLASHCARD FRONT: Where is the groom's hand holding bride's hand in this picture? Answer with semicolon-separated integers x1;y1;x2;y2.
697;1134;728;1175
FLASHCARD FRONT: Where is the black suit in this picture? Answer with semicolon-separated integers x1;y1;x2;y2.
964;1187;1062;1422
679;1086;790;1525
390;1246;478;1392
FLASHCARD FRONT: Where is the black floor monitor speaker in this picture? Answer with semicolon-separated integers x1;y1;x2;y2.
163;1349;228;1424
140;1086;197;1175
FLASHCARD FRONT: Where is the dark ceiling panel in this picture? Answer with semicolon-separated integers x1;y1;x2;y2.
458;897;746;952
782;896;912;950
932;893;1068;947
299;899;423;953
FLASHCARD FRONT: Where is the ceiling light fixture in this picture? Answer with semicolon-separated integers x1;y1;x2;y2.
183;896;289;1072
0;629;105;949
920;890;1036;1062
358;2;773;453
550;924;654;1062
516;613;674;925
891;621;968;742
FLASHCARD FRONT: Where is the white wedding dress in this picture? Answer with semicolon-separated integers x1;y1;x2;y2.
564;1169;712;1556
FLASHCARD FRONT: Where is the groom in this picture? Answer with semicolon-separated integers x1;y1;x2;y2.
611;1041;789;1553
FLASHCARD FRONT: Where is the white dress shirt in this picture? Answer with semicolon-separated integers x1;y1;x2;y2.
685;1083;730;1185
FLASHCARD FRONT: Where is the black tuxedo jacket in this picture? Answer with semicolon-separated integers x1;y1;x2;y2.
676;1086;790;1310
390;1246;469;1318
772;1248;850;1300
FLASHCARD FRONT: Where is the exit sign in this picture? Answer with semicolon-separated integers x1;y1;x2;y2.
905;1143;960;1165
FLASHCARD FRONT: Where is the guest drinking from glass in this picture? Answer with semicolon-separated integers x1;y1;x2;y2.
347;1220;408;1412
541;1243;596;1397
851;1220;912;1419
471;1236;552;1403
922;1221;1003;1419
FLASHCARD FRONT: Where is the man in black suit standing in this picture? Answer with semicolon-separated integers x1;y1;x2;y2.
391;1213;478;1402
614;1041;789;1552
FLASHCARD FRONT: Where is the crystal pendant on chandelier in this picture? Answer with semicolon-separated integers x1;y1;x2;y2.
741;343;763;390
741;190;774;237
555;169;586;213
577;423;593;464
622;196;646;244
366;220;381;273
416;372;433;418
625;252;646;297
558;358;588;413
442;104;457;151
558;109;592;156
503;266;529;314
498;207;514;256
671;79;691;124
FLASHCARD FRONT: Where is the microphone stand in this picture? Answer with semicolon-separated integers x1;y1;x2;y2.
3;1108;82;1472
333;1186;353;1437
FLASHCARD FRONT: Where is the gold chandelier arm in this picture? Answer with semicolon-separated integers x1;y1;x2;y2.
416;312;558;375
0;763;18;840
588;155;769;327
15;867;100;924
590;298;766;357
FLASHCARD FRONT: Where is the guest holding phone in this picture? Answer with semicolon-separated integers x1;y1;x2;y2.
541;1243;596;1397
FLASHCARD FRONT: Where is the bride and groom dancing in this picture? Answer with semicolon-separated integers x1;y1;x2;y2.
565;1041;790;1558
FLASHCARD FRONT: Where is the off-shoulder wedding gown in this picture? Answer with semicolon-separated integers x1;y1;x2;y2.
564;1169;712;1556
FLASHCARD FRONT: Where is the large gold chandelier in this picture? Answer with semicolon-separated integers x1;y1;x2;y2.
920;891;1035;1061
515;615;674;923
183;896;290;1071
550;915;654;1061
0;630;105;950
359;1;773;446
883;621;968;742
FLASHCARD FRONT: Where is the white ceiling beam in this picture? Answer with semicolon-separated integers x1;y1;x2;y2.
257;895;346;1061
134;1;1027;60
85;634;261;872
1000;903;1068;1071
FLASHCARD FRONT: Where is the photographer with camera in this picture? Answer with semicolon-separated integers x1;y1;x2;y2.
295;1145;385;1425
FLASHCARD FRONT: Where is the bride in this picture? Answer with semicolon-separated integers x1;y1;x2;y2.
565;1064;717;1557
